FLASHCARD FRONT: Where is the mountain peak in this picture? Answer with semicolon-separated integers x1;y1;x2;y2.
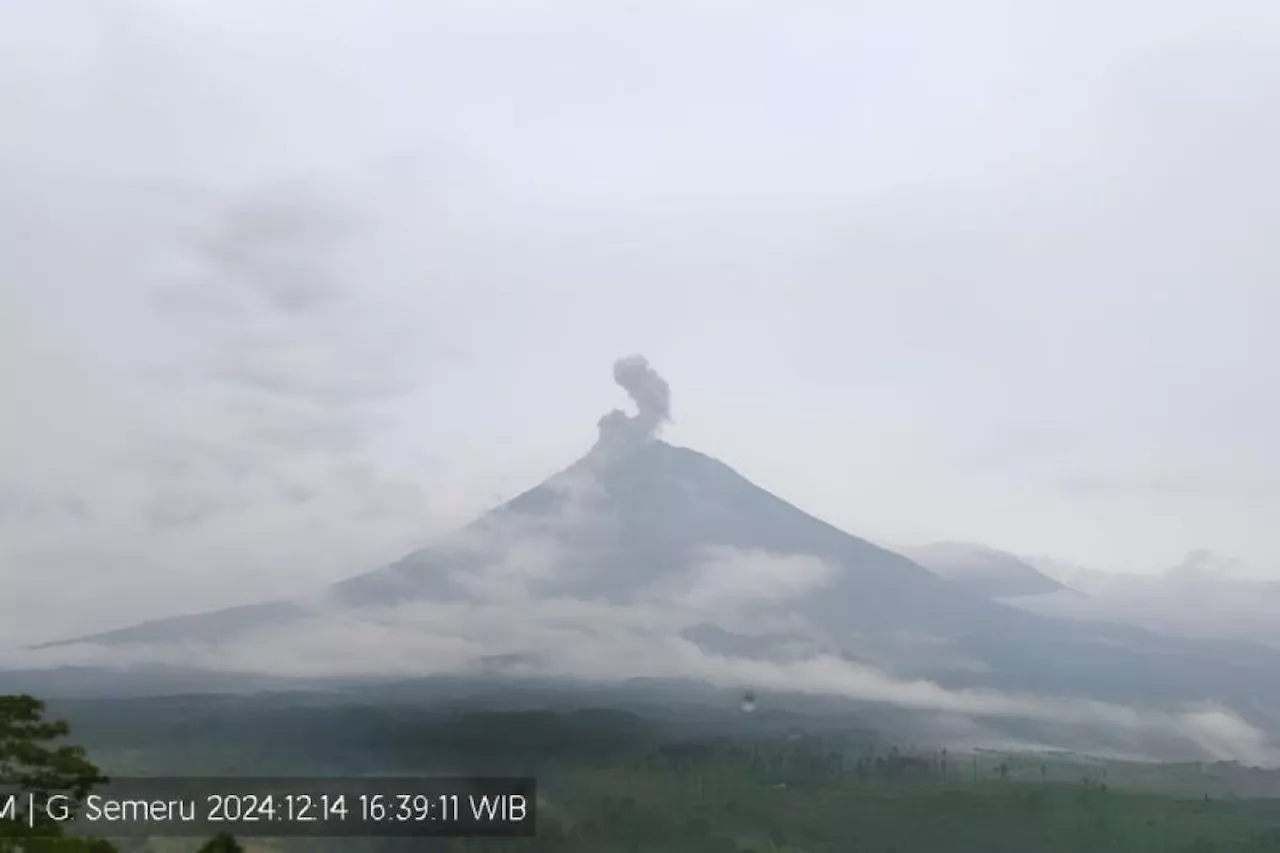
332;431;938;609
319;353;934;609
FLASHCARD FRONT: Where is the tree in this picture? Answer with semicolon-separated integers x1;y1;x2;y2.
0;694;116;853
197;833;244;853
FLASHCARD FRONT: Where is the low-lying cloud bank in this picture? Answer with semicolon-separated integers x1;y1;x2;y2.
7;585;1277;768
1020;551;1280;649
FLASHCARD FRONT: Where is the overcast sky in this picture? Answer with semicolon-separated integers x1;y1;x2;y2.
2;1;1278;646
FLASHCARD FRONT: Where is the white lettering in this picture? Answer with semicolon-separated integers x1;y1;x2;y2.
0;794;19;821
84;795;195;822
45;795;73;822
469;794;527;822
470;794;501;821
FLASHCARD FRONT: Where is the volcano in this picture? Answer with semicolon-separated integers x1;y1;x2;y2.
31;357;1280;732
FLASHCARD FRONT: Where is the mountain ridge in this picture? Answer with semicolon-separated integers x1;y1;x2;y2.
900;542;1073;599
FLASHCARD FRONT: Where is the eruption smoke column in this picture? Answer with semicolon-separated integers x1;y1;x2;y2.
596;355;672;452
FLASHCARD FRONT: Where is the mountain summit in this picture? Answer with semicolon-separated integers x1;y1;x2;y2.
331;437;939;609
333;353;939;612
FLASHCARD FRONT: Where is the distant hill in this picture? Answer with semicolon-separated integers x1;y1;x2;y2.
899;542;1073;599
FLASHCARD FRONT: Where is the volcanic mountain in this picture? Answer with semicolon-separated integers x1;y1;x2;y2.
31;357;1280;739
47;435;954;653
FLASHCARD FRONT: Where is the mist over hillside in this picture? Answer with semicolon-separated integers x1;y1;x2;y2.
1010;552;1280;650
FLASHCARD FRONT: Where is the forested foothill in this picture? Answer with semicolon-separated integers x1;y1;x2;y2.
6;692;1280;853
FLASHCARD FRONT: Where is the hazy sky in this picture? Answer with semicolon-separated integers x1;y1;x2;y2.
2;1;1278;645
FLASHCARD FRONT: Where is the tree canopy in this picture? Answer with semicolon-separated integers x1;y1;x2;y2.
196;833;244;853
2;694;239;853
0;694;113;852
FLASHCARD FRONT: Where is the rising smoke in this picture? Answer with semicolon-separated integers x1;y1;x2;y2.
596;355;672;452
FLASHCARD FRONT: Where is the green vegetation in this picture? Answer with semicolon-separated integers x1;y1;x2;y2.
9;693;1280;852
519;739;1280;853
0;693;115;852
195;834;243;853
0;694;245;853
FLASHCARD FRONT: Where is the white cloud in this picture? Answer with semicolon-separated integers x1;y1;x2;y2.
1015;551;1280;648
12;592;1275;766
672;546;837;611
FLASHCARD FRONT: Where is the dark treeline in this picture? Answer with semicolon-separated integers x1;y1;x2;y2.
227;719;1280;853
20;698;1280;853
273;728;1280;853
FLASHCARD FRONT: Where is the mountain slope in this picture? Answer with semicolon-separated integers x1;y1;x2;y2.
36;601;310;649
332;441;943;609
900;542;1072;599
